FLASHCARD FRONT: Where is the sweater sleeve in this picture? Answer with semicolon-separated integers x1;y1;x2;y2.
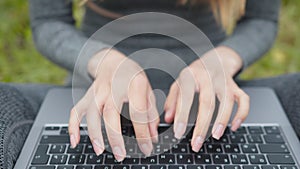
220;0;281;71
29;0;110;84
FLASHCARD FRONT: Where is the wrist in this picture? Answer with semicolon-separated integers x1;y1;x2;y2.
88;48;126;79
216;46;243;77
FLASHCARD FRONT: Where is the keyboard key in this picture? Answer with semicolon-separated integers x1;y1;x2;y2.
187;166;203;169
231;154;248;164
122;126;131;136
229;135;246;143
206;165;222;169
264;126;280;134
247;135;263;143
212;154;229;164
223;144;240;153
241;144;258;153
45;126;60;131
76;166;92;169
49;144;66;154
132;165;148;169
150;165;167;169
86;154;103;164
158;126;171;133
67;144;84;154
267;155;295;164
248;126;263;134
31;154;50;165
60;128;69;135
29;166;55;169
259;144;289;153
224;166;241;169
123;156;140;164
195;154;211;164
50;155;67;164
113;165;130;169
261;166;279;169
206;144;223;153
224;127;231;134
189;144;204;153
68;154;85;164
126;144;136;154
105;154;122;164
172;144;188;153
249;155;267;164
35;145;49;156
84;144;95;154
162;135;178;144
243;166;260;169
40;135;69;144
57;166;74;169
264;134;284;143
80;135;91;144
169;165;186;169
159;154;175;164
280;166;298;169
233;127;247;134
95;165;111;169
213;135;229;143
177;154;193;164
154;144;171;154
141;156;157;164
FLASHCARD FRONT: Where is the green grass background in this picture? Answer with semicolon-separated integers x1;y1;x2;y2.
0;0;299;85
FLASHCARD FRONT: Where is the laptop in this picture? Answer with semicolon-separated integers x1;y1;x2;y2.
14;87;300;169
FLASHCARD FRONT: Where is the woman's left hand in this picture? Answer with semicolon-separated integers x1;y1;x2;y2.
164;46;250;152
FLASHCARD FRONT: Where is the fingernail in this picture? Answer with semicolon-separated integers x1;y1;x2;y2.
174;122;186;139
113;146;124;162
231;119;242;131
93;139;104;156
70;134;76;148
192;136;204;152
212;124;224;140
141;143;152;156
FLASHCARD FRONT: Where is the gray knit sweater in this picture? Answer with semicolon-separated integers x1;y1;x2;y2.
29;0;280;87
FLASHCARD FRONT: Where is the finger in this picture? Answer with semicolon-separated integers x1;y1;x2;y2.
68;87;93;148
148;87;160;143
191;86;215;152
231;89;250;131
212;90;235;140
103;96;126;161
164;82;179;123
174;68;196;139
86;101;105;156
129;74;153;156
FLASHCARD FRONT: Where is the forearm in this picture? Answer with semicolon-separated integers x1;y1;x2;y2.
220;19;278;71
29;0;110;84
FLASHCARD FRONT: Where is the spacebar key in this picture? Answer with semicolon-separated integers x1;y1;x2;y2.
267;155;295;164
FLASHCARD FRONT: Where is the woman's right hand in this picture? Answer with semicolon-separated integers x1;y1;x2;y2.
68;48;160;161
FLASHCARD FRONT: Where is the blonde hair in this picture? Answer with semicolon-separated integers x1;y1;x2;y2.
209;0;246;32
81;0;246;32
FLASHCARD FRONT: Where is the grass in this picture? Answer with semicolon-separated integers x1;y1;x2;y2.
0;0;299;84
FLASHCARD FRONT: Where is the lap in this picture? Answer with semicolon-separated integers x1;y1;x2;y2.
0;83;58;168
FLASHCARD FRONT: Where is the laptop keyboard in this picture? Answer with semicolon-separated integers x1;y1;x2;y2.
28;125;299;169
